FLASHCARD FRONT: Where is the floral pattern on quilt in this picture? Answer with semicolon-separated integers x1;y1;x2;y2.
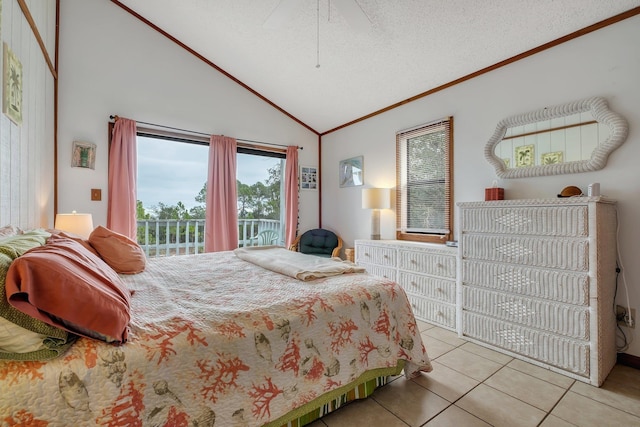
0;251;431;426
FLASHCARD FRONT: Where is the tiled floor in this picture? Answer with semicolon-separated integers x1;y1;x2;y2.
307;321;640;427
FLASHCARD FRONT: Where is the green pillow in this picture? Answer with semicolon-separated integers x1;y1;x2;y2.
0;230;78;361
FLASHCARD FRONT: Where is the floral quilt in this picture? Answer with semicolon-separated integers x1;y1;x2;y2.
0;250;432;426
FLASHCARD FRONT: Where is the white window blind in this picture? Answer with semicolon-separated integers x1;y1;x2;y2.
396;117;452;242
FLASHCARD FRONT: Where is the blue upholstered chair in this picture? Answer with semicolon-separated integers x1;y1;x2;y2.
288;229;343;258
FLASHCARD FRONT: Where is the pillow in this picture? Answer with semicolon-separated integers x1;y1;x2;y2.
0;229;51;258
0;316;49;353
0;232;78;361
5;235;131;344
0;224;21;238
48;229;100;257
89;226;146;274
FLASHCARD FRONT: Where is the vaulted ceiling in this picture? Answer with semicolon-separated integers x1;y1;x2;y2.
115;1;640;134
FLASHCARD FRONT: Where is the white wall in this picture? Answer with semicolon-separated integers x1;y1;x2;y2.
57;0;319;231
0;0;56;229
322;16;640;356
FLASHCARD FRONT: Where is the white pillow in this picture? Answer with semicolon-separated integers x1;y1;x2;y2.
0;316;48;353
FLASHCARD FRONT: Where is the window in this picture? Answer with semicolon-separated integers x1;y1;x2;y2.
396;117;453;243
134;131;286;256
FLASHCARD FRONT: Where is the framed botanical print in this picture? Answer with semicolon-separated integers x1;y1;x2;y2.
541;151;563;165
3;43;22;125
515;144;534;168
72;141;97;169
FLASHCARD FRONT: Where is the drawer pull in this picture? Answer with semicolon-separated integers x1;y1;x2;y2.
436;287;443;292
411;281;417;287
383;254;389;259
437;311;443;316
364;252;370;257
410;259;417;264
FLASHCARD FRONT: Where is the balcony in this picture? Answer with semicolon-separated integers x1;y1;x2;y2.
137;218;282;257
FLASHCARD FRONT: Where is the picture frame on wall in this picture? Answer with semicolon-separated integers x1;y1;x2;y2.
515;144;534;168
339;156;364;188
72;141;97;169
541;151;564;165
300;165;318;190
3;42;23;125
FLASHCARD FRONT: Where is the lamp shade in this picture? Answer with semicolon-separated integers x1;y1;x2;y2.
54;211;94;239
362;188;391;209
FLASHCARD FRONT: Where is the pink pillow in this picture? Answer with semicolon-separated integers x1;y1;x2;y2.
48;229;100;257
5;236;130;344
88;226;146;274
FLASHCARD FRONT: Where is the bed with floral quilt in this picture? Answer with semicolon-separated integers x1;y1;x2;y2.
0;229;432;427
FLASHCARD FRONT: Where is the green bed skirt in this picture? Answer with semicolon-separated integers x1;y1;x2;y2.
266;360;405;427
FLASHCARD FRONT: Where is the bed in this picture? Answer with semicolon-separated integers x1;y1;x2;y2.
0;229;432;427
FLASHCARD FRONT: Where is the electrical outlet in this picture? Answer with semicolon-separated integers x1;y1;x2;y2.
616;305;635;329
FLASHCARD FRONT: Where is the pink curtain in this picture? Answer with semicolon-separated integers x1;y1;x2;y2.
284;146;299;247
205;135;238;252
107;118;137;240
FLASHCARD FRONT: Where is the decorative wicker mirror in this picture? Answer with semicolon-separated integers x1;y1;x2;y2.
485;97;628;178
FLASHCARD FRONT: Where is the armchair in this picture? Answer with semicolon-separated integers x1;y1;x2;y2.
289;229;343;258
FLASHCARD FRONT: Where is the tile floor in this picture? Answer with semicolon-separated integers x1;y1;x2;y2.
308;321;640;427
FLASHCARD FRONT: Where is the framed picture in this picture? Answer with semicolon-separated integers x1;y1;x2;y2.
300;165;317;190
3;43;22;125
339;156;364;188
541;151;563;165
515;144;534;168
502;158;510;168
72;141;97;169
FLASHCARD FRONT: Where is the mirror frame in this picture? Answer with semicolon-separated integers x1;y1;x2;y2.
484;97;628;179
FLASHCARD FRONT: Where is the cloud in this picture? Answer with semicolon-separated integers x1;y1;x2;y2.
137;137;281;210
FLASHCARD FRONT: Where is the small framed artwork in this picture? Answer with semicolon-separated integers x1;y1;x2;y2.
300;165;317;190
3;43;22;125
339;156;364;188
72;141;97;169
541;151;563;165
515;144;534;168
502;158;510;168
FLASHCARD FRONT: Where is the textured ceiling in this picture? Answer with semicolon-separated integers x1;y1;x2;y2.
116;0;640;134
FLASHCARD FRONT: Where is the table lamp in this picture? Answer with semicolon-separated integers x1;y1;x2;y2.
362;188;390;240
54;211;94;239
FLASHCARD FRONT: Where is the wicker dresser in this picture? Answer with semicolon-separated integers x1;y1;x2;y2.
457;198;618;386
354;240;458;330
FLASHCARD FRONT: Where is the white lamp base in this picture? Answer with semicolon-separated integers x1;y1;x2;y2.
370;209;381;240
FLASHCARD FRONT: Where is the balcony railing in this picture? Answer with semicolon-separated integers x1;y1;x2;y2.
137;218;282;257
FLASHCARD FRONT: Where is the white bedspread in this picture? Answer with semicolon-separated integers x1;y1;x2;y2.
234;246;365;281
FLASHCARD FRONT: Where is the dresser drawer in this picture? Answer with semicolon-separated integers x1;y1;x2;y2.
461;260;589;306
462;287;590;340
460;206;588;237
462;311;589;378
356;244;396;267
462;234;589;272
398;250;456;279
359;263;396;281
408;297;456;330
399;272;456;303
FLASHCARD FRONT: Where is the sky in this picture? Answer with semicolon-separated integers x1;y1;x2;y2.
137;136;281;211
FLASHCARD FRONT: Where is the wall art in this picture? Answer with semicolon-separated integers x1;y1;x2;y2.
72;141;97;169
300;165;317;190
3;43;22;125
339;156;364;188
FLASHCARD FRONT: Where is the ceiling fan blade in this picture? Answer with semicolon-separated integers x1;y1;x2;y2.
333;0;371;32
264;0;302;30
